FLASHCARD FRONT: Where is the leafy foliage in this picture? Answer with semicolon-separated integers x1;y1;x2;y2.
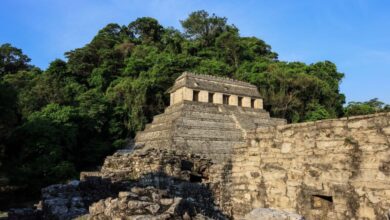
344;98;389;116
0;43;31;76
0;11;384;194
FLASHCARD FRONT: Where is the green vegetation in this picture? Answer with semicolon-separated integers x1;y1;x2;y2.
344;98;389;117
0;10;387;195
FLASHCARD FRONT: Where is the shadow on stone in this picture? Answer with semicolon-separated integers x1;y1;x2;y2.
10;171;229;220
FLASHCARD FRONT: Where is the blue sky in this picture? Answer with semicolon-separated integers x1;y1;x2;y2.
1;0;389;103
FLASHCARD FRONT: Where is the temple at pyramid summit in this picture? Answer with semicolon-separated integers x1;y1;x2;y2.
167;72;263;108
135;72;286;162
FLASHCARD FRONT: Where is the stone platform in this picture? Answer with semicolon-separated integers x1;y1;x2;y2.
135;101;285;162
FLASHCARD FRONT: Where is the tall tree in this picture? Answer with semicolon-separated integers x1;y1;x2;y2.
0;43;31;76
128;17;164;44
181;10;228;46
344;98;389;116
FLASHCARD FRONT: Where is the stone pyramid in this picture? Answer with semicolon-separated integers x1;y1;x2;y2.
135;101;284;163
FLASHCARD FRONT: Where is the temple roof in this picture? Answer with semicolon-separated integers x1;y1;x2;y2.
167;72;261;98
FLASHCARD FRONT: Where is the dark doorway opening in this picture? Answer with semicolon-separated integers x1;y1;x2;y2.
193;90;199;102
238;97;243;106
223;95;230;105
311;195;333;209
208;93;214;103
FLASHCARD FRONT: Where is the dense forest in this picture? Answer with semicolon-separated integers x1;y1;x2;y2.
0;11;389;198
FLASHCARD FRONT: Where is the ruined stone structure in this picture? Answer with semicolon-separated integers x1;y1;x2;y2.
167;72;263;108
231;112;390;219
135;72;285;162
133;73;390;219
11;73;390;220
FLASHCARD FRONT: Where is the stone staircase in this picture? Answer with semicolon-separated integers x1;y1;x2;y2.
135;101;285;163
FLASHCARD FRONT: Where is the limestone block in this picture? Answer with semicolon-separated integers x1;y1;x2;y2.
229;95;238;106
374;171;389;181
367;134;388;144
282;129;295;138
170;93;174;105
277;196;292;208
243;208;304;220
281;143;292;153
321;170;351;182
366;192;381;204
248;184;260;191
383;126;390;135
316;120;342;129
332;127;348;136
254;99;263;109
348;119;368;129
242;97;251;108
316;140;345;150
183;87;193;101
214;92;223;104
173;88;184;104
198;90;208;103
358;204;376;219
263;171;286;180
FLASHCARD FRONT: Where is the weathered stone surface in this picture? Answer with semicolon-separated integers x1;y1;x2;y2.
83;169;229;219
37;176;124;220
9;147;229;220
88;187;183;219
243;208;304;220
135;100;285;163
231;112;390;220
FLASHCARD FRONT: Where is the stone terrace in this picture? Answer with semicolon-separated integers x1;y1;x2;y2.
135;101;285;163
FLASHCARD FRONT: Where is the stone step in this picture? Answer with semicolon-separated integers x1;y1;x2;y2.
163;102;220;114
135;129;172;142
143;122;174;132
160;103;223;118
138;120;241;143
179;102;221;112
181;140;245;163
147;114;236;132
175;124;239;132
178;118;236;129
235;108;269;114
180;116;234;124
174;128;243;140
175;139;245;147
235;112;270;119
152;111;183;124
136;139;173;148
174;136;245;142
181;111;232;121
154;111;234;123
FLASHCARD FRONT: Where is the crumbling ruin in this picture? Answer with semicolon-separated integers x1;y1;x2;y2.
10;72;390;220
231;112;390;219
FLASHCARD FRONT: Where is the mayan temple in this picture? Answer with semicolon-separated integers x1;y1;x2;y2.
10;72;390;220
135;72;285;162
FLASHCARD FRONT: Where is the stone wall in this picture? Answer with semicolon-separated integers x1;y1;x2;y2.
231;112;390;219
89;144;246;217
